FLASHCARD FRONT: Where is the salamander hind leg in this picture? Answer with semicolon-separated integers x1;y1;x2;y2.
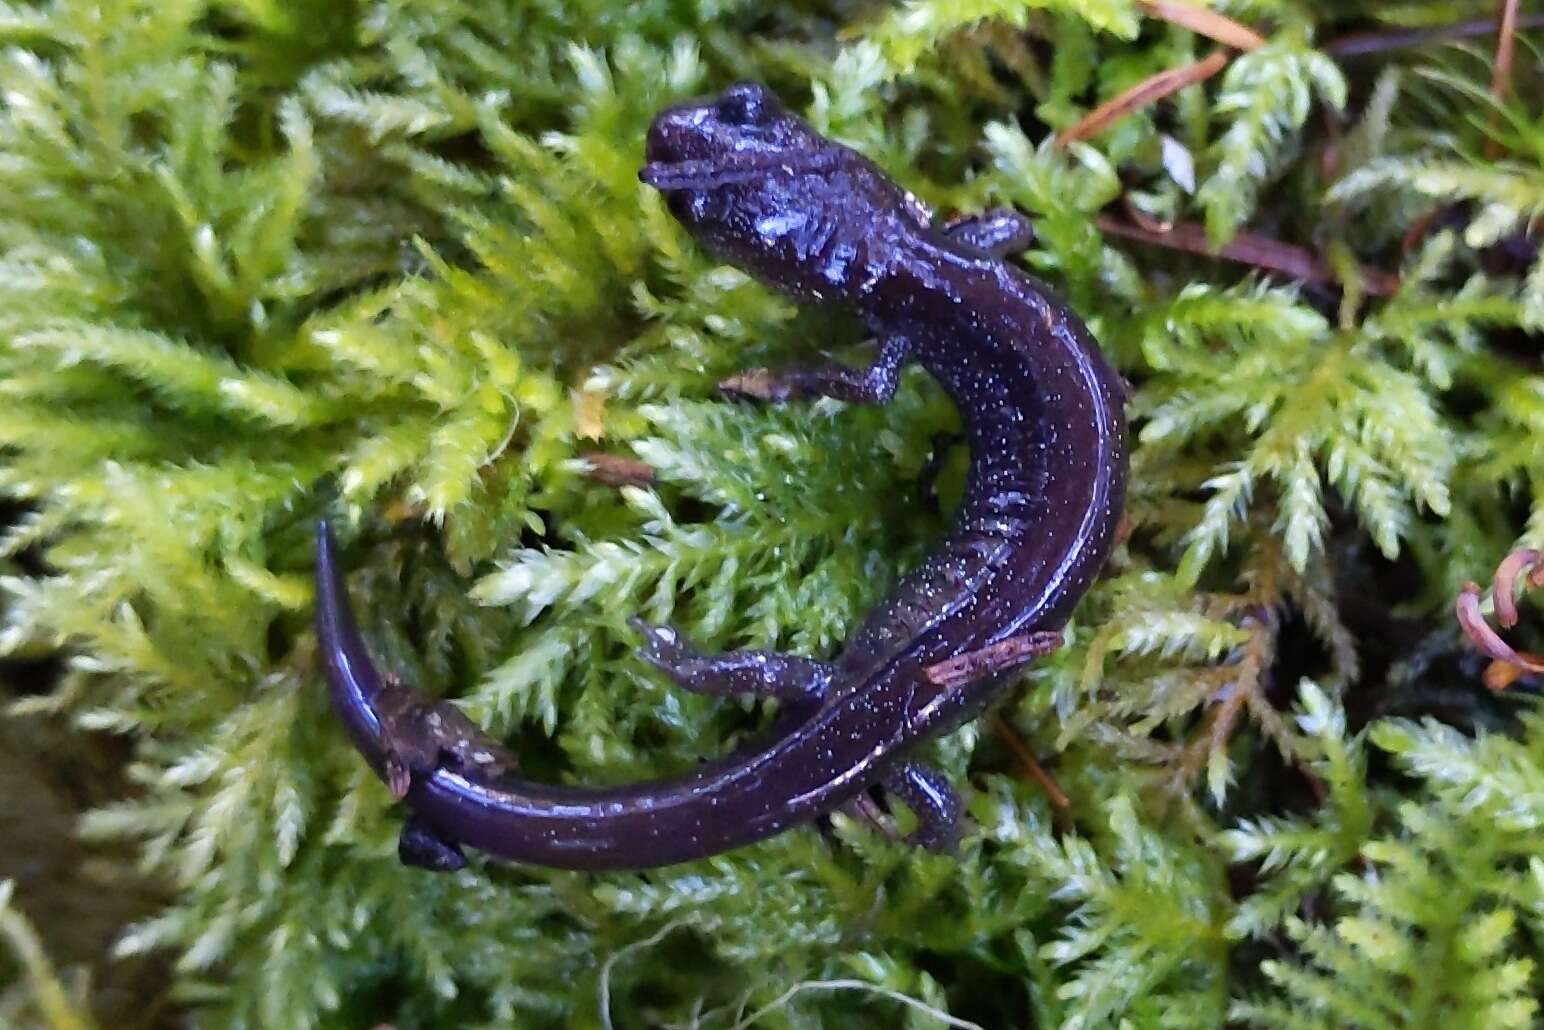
884;762;962;853
631;619;834;706
398;813;468;872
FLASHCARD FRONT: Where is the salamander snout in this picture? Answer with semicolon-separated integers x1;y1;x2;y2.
642;82;785;168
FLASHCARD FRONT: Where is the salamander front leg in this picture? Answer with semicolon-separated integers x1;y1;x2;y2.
884;762;961;852
719;334;910;405
940;208;1035;257
632;619;833;706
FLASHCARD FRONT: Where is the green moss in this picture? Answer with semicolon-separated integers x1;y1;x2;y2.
1;0;1542;1026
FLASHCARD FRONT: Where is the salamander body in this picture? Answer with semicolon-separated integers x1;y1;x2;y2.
316;82;1127;871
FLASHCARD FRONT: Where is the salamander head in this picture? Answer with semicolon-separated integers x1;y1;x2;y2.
639;82;924;300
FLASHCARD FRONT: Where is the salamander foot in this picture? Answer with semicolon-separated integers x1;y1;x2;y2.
884;762;961;853
399;814;468;872
940;208;1035;257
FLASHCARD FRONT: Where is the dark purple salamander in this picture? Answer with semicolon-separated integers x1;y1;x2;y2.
315;82;1128;872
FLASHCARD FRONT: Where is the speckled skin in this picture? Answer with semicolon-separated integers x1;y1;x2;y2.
315;83;1127;871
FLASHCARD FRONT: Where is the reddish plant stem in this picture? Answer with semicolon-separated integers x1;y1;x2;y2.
1095;215;1400;295
991;714;1071;811
1138;1;1265;51
1486;0;1521;159
1455;548;1544;689
1324;13;1544;58
1057;50;1230;147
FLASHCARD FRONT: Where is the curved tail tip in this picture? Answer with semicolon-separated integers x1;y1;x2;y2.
315;517;337;555
314;519;343;594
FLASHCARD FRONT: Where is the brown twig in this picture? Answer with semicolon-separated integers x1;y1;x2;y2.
1138;0;1265;51
1176;611;1272;790
578;452;655;488
1114;513;1134;548
991;714;1070;810
1057;50;1230;147
1400;204;1465;254
923;631;1063;688
1324;13;1544;58
1492;0;1522;103
1486;0;1521;158
1053;1;1274;153
1095;214;1401;295
1122;196;1175;235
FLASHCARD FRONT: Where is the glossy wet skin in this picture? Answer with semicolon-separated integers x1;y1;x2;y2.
640;82;930;301
317;83;1128;871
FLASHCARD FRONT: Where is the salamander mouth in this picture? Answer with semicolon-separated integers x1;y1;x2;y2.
639;148;836;192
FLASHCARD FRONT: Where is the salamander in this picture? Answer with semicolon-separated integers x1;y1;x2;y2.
315;82;1128;872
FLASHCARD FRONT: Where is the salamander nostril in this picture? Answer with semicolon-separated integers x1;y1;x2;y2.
644;121;674;163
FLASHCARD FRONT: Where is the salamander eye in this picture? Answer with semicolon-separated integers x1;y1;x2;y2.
716;82;773;126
